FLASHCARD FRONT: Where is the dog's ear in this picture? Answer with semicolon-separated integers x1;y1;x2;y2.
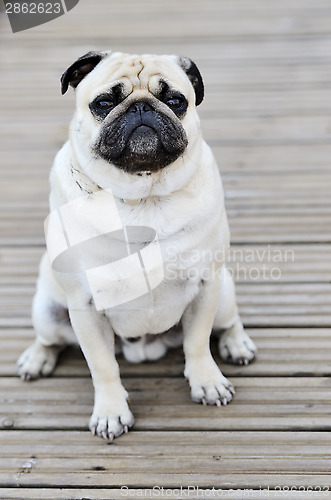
61;51;108;95
178;56;204;106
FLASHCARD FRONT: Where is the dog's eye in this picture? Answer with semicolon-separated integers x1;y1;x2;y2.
166;97;184;109
90;97;116;119
89;85;125;119
164;94;188;117
96;100;114;110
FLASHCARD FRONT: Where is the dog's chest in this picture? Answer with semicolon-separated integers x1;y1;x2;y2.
104;220;220;338
99;190;224;337
105;256;202;338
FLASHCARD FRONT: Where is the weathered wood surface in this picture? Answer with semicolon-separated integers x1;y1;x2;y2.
1;377;331;432
1;431;331;490
1;0;331;497
1;489;331;500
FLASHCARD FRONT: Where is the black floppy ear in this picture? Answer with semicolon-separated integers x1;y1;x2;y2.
61;51;108;95
178;56;204;106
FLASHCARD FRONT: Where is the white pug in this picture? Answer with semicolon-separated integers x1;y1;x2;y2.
17;51;257;440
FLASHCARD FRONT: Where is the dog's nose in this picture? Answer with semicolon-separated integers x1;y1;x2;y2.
127;102;153;114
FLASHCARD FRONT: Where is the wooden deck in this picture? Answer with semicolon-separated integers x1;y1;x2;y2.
1;0;331;498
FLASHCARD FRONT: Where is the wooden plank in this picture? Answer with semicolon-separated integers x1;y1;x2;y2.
1;215;331;245
3;89;331;117
3;2;331;39
2;172;331;196
201;90;331;117
216;143;331;172
3;65;331;93
1;328;331;378
3;429;331;454
2;143;331;173
1;0;331;16
1;171;330;193
0;245;330;285
0;431;330;489
3;115;331;145
1;377;331;432
1;488;331;500
1;36;331;63
1;283;330;327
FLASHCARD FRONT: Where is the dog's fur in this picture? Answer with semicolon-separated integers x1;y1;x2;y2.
18;52;257;440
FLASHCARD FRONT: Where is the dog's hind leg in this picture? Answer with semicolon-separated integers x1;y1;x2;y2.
213;265;257;365
17;253;75;380
218;316;257;366
17;341;63;380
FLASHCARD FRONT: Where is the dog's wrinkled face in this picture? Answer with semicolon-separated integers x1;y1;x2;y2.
61;52;204;174
90;82;189;172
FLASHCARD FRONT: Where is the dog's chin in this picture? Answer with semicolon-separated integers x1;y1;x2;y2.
93;125;188;174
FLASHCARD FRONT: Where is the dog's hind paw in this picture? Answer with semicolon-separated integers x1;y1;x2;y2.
219;321;257;366
17;340;61;380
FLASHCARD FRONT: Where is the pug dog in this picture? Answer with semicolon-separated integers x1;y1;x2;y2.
17;51;257;440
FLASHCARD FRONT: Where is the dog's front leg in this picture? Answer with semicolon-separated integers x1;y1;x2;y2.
68;302;134;440
182;268;235;406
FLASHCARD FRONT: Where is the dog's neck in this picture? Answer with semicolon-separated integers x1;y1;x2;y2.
70;159;147;206
70;161;97;195
70;161;146;205
69;134;204;204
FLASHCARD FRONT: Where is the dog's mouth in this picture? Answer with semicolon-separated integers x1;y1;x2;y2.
127;125;160;163
92;102;188;173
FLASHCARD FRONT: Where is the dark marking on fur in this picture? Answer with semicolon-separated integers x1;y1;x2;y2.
50;303;70;324
89;83;125;121
126;337;142;343
93;101;188;173
61;51;107;94
157;80;188;119
178;57;204;106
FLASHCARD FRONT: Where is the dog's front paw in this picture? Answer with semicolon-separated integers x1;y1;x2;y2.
90;390;134;441
185;360;235;406
219;326;257;366
17;340;61;380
